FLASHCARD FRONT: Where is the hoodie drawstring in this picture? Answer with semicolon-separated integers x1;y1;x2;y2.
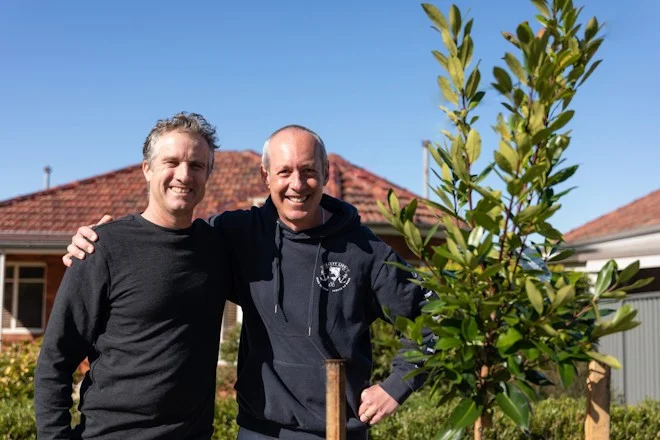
273;220;283;315
307;240;323;336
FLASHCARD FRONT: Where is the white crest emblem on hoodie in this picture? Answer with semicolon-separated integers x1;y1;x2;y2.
316;262;351;292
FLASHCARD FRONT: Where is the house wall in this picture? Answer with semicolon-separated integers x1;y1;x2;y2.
2;254;65;343
599;286;660;405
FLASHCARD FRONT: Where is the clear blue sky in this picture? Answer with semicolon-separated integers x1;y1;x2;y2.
1;1;658;234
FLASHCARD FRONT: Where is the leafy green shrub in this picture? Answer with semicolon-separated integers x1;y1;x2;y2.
371;392;660;440
611;400;660;440
212;397;239;439
0;340;41;401
370;319;401;383
220;324;241;364
0;397;37;440
216;364;237;398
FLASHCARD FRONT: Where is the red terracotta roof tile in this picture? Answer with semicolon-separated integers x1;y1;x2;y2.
564;189;660;243
0;151;435;235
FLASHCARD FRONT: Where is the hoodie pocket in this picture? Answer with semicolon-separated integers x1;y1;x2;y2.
235;358;327;431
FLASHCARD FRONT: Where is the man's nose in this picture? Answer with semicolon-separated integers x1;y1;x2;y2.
289;171;304;190
175;164;193;182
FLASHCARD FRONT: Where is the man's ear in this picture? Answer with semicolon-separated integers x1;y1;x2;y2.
260;164;270;189
142;160;152;183
322;163;330;186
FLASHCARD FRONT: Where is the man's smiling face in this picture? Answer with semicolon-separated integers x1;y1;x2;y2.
261;128;329;232
142;130;210;228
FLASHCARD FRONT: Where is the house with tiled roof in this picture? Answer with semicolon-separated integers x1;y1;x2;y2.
0;150;437;349
564;188;660;404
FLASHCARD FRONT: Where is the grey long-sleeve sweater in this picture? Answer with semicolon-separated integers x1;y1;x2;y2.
35;215;227;440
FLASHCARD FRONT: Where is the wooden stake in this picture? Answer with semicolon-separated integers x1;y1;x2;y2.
585;360;611;440
325;359;346;440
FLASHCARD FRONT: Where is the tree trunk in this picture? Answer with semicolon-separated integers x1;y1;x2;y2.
585;360;611;440
474;411;492;440
474;365;491;440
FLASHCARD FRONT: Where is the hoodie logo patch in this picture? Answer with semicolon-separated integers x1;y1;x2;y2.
316;262;352;292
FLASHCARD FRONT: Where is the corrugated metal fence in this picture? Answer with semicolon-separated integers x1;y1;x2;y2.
599;291;660;404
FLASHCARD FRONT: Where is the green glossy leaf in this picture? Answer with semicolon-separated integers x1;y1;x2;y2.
516;22;533;47
504;53;527;84
465;129;481;162
447;56;464;90
422;4;449;31
552;285;575;309
493;67;513;93
424;222;441;247
472;212;498;234
461;317;478;342
465;66;481;100
558;361;577;388
594;260;616;298
387;189;401;214
403;220;424;256
442;29;458;56
496;327;523;351
549;110;575;132
438;77;459;105
585;16;599;41
618;260;640;284
498;140;518;170
579;59;603;87
432;50;449;70
460;35;474;70
495;383;530;429
436;337;462;350
517;204;544;222
449;4;462;38
587;351;622;369
548;165;579;187
525;279;544;315
447;398;482;430
619;277;653;292
531;0;550;17
434;427;465;440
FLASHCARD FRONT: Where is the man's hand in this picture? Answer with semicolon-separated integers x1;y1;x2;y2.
62;215;113;267
358;384;399;425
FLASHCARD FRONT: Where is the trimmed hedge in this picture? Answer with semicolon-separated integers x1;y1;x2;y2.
1;393;659;439
3;341;658;439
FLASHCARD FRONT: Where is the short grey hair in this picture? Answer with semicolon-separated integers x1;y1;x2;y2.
262;125;328;178
143;112;219;176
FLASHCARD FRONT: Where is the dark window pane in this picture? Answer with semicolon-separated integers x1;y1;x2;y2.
16;283;44;328
2;283;13;328
19;267;44;279
4;266;13;279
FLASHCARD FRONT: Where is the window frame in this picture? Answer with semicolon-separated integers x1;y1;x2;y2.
2;262;47;334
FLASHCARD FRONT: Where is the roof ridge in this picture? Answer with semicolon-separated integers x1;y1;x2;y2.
565;188;660;241
0;163;142;207
329;153;422;198
0;149;263;207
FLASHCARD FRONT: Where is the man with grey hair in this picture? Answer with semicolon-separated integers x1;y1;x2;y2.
38;112;231;439
65;124;427;439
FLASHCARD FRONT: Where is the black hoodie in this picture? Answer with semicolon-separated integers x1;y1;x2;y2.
215;195;426;438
